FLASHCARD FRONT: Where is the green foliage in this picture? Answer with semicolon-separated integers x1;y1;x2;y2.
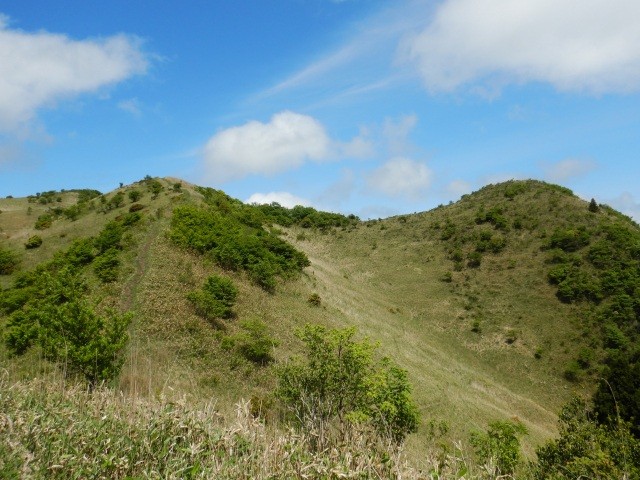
169;204;309;291
187;274;238;320
34;213;53;230
467;251;482;268
470;420;528;475
63;204;82;221
24;235;43;249
93;248;120;283
106;191;125;210
545;227;590;252
147;179;163;198
593;349;640;438
94;221;124;253
276;324;419;444
588;198;599;213
0;246;19;274
232;318;278;364
75;189;101;204
128;189;142;202
64;238;95;266
475;206;508;231
4;268;131;385
534;398;640;479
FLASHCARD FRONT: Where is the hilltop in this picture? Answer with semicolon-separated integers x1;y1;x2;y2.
1;177;639;476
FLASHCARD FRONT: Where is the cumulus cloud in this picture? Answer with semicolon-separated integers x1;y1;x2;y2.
245;191;311;209
366;157;432;199
541;158;596;182
0;14;148;133
203;111;371;182
403;0;640;94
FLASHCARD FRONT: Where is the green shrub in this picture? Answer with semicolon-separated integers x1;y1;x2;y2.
534;398;640;479
467;251;482;268
65;238;95;266
129;203;144;212
93;249;120;283
470;420;527;475
276;324;419;445
128;189;142;202
188;274;238;320
24;235;43;249
0;247;19;274
4;268;131;386
94;221;124;253
34;213;53;230
233;319;278;364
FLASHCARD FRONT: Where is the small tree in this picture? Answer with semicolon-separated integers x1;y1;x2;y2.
5;268;131;386
588;198;599;213
276;324;419;445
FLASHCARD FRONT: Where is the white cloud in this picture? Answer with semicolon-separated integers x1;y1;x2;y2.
403;0;640;94
608;192;640;223
366;157;432;199
0;14;148;133
447;179;473;197
245;191;311;209
383;114;417;156
541;158;596;182
203;111;371;182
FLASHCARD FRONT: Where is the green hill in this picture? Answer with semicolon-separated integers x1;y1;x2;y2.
1;177;639;476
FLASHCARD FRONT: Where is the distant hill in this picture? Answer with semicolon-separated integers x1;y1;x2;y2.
1;177;639;460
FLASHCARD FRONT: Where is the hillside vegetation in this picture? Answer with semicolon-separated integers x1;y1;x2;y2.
1;177;639;478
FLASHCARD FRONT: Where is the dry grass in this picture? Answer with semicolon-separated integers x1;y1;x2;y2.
1;372;531;479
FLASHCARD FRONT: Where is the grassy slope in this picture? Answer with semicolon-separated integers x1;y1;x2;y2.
2;178;637;459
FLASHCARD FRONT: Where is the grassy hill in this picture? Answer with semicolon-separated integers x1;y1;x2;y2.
1;177;639;476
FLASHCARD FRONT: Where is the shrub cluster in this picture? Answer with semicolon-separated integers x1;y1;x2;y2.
169;204;309;291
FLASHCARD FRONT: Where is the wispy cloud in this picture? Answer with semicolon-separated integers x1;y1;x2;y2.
541;158;597;183
0;14;149;135
117;98;142;117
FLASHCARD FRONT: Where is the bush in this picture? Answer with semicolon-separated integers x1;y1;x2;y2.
188;274;238;320
35;213;53;230
276;324;419;445
470;420;527;475
4;268;131;386
0;247;19;274
65;238;95;266
93;249;120;283
24;235;43;249
233;319;278;364
129;203;144;213
534;398;640;479
307;293;321;306
128;190;142;202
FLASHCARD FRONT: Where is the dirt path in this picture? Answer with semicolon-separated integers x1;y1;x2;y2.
120;220;162;312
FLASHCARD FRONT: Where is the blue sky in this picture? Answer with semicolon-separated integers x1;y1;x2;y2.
1;0;639;220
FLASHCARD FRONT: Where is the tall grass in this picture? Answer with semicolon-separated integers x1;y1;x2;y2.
0;372;527;479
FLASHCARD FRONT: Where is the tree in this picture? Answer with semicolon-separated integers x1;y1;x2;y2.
588;198;599;213
5;268;131;386
276;324;419;445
